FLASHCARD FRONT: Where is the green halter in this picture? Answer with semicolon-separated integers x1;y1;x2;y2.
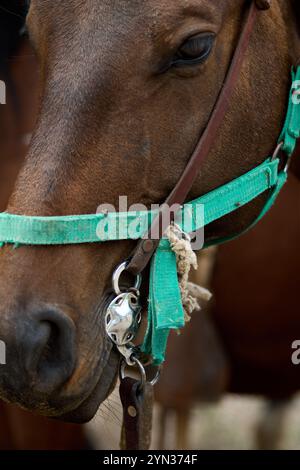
0;67;299;364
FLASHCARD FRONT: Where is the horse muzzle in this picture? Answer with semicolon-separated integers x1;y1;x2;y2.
0;304;76;405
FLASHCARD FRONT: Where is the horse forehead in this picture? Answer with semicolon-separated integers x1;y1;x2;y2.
29;0;226;26
27;0;231;58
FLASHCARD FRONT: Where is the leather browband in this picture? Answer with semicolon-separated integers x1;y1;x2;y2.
127;0;270;276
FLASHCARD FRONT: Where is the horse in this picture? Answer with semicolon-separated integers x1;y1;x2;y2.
0;0;299;433
0;2;89;449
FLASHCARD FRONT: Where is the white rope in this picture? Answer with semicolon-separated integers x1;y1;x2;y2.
165;224;212;323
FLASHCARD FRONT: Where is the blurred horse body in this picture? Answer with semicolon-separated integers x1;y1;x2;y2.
213;174;300;399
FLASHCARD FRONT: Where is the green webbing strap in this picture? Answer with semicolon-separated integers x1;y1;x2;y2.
142;239;185;365
279;66;300;156
141;160;288;364
0;158;279;246
204;165;288;248
0;210;155;246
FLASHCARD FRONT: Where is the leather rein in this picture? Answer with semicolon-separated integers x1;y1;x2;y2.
119;1;274;449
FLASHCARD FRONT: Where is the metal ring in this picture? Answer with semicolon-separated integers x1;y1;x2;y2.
120;358;161;390
112;261;142;296
149;366;162;386
120;356;147;390
271;141;291;173
271;141;284;161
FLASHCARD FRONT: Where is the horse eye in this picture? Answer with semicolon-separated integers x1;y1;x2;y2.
172;33;215;67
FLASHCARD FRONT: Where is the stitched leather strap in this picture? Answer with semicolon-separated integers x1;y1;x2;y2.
119;377;154;450
127;0;268;276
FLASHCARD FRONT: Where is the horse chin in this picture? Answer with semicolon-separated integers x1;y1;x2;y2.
56;349;119;424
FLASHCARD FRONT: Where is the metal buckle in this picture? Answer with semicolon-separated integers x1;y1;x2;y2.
105;261;143;366
271;141;284;161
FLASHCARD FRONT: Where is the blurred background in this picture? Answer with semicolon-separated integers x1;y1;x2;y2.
88;392;300;450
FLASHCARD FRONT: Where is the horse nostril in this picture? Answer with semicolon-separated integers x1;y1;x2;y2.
41;322;60;363
21;307;77;394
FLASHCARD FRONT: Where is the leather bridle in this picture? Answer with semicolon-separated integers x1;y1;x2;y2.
127;0;272;276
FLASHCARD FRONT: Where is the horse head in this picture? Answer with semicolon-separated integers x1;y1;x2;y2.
0;0;299;422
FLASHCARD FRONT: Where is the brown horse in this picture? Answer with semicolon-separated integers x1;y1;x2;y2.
0;11;88;448
0;0;299;425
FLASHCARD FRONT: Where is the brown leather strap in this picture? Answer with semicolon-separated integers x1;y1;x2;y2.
119;377;154;450
127;0;269;276
120;378;140;450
